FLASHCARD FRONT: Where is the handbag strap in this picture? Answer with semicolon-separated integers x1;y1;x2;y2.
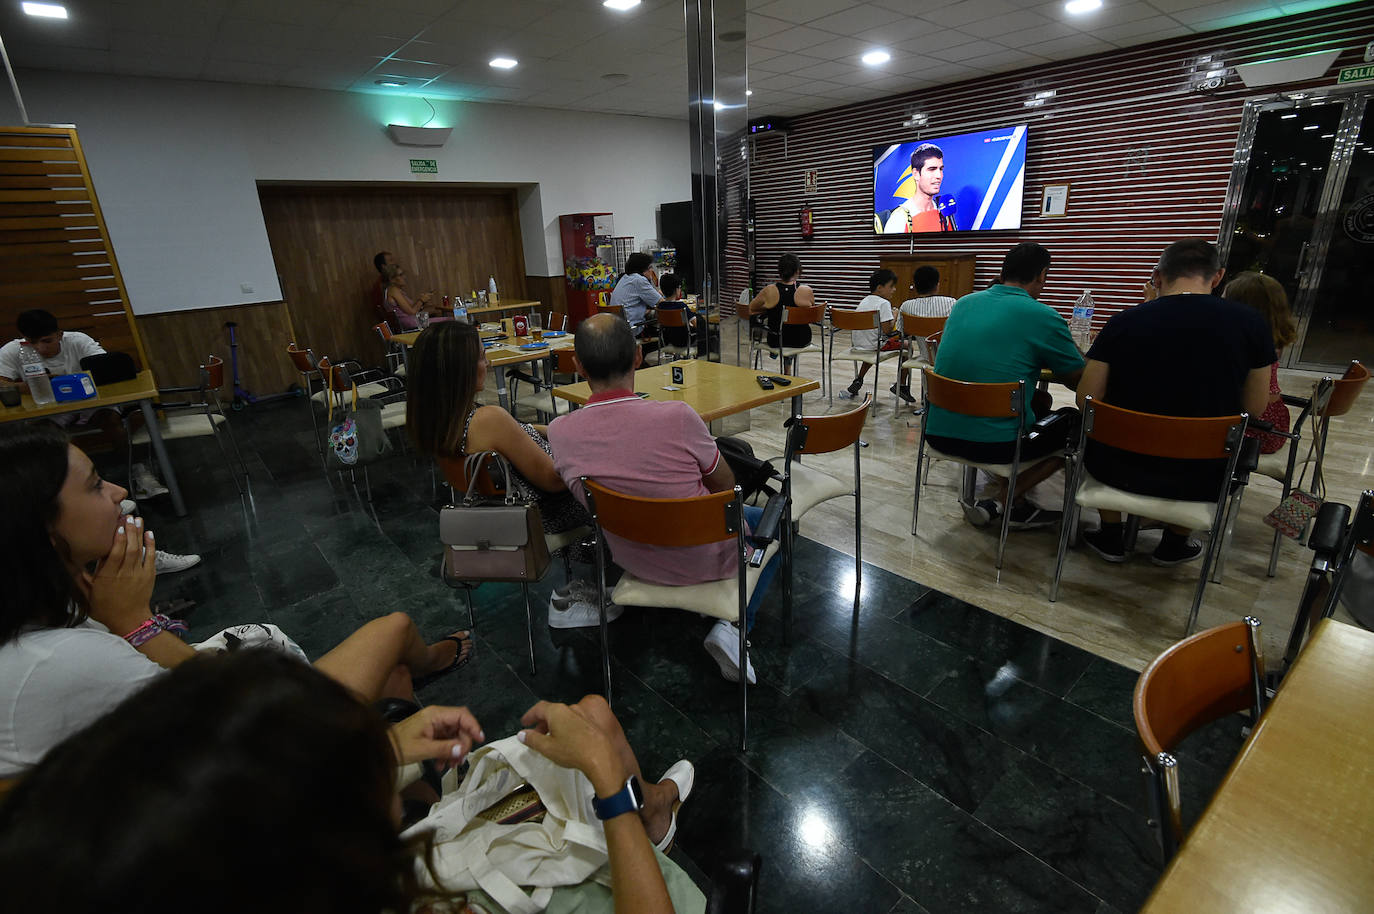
462;450;517;506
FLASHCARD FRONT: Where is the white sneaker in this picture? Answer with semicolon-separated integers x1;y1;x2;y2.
131;463;169;499
548;597;624;629
703;620;757;684
551;579;600;610
119;499;138;515
155;551;201;574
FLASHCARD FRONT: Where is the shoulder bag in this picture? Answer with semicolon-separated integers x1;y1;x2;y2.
440;451;551;584
326;382;394;470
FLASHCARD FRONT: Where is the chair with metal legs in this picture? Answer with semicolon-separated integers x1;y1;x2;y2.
753;303;827;399
1049;398;1251;634
896;312;947;409
657;307;695;361
580;479;782;751
828;307;898;407
1133;616;1265;863
126;355;249;495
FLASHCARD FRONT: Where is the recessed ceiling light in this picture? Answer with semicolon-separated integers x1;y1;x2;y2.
489;57;518;69
375;79;408;87
1302;124;1320;130
861;49;891;66
22;2;67;18
603;0;640;10
1064;0;1101;14
1320;133;1334;138
746;89;753;96
1280;113;1299;119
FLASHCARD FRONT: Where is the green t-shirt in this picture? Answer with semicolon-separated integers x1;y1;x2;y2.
926;284;1084;442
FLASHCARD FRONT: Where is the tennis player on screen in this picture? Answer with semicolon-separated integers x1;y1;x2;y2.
881;143;955;233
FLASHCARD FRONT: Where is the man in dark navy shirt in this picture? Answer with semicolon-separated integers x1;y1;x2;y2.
1076;238;1273;565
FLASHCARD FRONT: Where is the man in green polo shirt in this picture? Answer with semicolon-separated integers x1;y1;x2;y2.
925;243;1084;528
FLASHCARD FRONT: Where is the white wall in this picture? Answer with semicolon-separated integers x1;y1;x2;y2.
3;70;691;314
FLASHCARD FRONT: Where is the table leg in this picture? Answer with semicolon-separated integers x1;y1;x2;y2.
495;365;511;412
139;399;188;517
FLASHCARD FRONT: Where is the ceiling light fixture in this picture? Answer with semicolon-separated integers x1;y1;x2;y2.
1302;124;1320;131
1280;113;1299;119
21;2;67;18
1064;0;1101;14
746;89;753;96
375;79;408;87
489;57;518;69
603;0;641;10
861;49;890;66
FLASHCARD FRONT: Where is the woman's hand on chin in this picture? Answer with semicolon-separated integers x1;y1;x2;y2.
82;515;157;635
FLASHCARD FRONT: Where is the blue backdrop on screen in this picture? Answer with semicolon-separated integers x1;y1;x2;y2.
873;125;1027;234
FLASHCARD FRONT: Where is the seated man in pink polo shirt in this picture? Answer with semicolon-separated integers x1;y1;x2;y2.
547;314;777;684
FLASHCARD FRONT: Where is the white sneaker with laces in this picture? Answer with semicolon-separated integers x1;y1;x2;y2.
551;579;600;610
154;551;201;574
548;597;625;629
131;463;169;499
703;620;757;684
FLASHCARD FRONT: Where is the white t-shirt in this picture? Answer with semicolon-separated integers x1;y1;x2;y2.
0;332;105;381
0;619;163;777
851;294;894;351
900;295;958;318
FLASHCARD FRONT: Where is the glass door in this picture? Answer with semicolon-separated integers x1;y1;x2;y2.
1222;92;1374;371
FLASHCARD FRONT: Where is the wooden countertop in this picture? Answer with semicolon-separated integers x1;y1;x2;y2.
0;370;158;423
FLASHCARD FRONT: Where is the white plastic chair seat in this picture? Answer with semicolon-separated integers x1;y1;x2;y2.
380;402;408;430
540;397;577;417
660;344;692;358
391;364;407;379
923;441;1061;478
1075;470;1219;532
610;540;780;622
1255;440;1309;481
834;348;900;366
545;525;592;555
130;412;225;444
900;356;932;371
759;343;823;359
788;464;853;520
312;381;391;404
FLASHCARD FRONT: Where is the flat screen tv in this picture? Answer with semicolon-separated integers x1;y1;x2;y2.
873;125;1027;234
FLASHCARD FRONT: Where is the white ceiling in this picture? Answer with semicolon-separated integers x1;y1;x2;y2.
0;0;1342;119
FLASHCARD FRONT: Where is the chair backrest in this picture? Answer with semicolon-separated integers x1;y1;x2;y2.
786;398;870;456
201;355;225;391
1322;359;1368;418
1082;398;1245;460
601;303;625;318
547;311;568;331
925;331;942;362
437;454;502;497
374;321;394;342
899;312;947;339
315;356;351;393
581;478;740;547
658;308;690;328
830;308;880;332
286;342;317;374
921;369;1022;419
784;303;825;326
553;348;580;375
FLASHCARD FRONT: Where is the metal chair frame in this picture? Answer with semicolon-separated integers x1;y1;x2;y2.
827;307;898;408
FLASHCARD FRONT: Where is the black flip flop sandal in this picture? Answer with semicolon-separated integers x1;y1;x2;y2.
412;633;474;691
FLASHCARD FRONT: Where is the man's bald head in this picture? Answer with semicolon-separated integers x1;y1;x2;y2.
574;313;639;384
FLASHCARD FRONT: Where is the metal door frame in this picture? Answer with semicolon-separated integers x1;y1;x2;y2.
1217;87;1371;371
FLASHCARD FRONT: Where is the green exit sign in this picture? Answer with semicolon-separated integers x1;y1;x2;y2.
409;158;438;174
1338;64;1374;85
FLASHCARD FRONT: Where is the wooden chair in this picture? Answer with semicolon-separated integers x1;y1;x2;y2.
779;397;871;625
437;454;592;674
913;370;1062;574
286;342;327;462
537;348;581;422
752;303;826;397
897;312;947;408
373;321;407;379
1133;616;1265;862
126;355;248;495
546;311;568;332
581;479;779;750
657;306;695;361
828;307;898;407
315;356;407;429
1050;398;1250;634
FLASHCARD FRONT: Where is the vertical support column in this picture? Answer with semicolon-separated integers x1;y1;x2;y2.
685;0;747;363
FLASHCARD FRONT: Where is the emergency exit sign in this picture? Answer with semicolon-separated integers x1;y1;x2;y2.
1338;64;1374;85
409;158;438;173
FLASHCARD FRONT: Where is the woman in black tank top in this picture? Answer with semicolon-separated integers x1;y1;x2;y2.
765;282;813;349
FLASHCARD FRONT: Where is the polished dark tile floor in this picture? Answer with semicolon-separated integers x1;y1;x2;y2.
121;400;1248;914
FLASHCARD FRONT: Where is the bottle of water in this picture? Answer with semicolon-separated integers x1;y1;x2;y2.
1070;290;1095;348
453;292;467;323
19;343;55;405
488;275;499;305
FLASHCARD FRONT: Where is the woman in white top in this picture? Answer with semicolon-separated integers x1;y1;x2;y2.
0;425;474;779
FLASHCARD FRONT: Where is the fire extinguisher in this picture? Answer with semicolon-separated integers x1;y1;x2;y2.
799;204;814;238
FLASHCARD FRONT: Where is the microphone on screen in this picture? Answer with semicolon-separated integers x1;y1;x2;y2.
934;194;957;215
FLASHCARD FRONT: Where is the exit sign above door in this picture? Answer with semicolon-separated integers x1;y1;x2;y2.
409;159;438;174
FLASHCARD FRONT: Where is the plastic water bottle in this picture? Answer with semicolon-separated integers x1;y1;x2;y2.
488;275;499;305
19;343;55;405
1070;290;1095;348
453;293;467;323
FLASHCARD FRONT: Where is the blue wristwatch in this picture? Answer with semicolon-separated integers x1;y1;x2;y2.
592;775;645;821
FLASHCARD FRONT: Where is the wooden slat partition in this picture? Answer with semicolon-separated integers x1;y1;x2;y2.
0;126;148;369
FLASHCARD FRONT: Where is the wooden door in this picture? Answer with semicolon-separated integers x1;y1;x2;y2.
878;254;977;310
257;185;528;366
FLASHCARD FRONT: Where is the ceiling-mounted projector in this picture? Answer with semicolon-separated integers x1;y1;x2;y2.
387;124;453;146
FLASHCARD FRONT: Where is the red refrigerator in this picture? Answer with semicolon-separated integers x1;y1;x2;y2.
559;213;616;327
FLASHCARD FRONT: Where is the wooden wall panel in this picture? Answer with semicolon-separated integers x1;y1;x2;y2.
525;275;567;320
257;185;529;367
0;126;148;370
137;301;297;396
741;5;1374;324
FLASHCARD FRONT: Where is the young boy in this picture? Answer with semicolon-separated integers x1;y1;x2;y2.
893;265;959;403
842;269;898;399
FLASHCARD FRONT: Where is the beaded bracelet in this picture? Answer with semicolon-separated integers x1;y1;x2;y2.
123;613;190;648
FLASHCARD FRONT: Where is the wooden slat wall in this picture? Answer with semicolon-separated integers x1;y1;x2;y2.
0;126;148;367
136;300;297;396
741;5;1374;322
257;185;529;367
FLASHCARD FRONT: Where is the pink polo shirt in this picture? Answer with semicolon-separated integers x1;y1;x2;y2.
548;389;736;586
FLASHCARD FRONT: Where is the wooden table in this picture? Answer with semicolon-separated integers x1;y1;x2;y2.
552;359;819;424
393;329;575;412
467;298;541;320
1140;618;1374;913
0;370;188;516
